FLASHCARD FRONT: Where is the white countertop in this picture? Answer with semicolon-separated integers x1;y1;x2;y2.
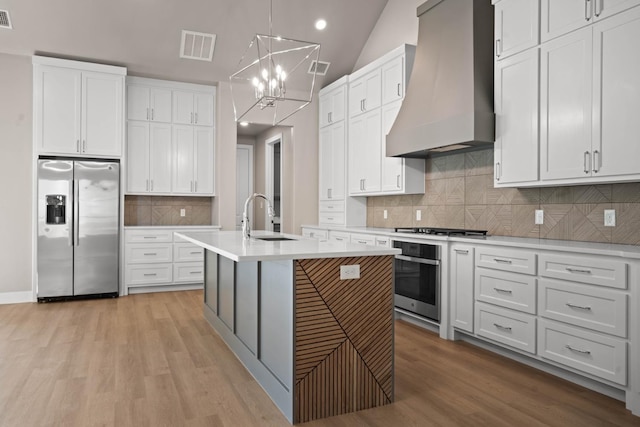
124;225;221;229
175;230;400;262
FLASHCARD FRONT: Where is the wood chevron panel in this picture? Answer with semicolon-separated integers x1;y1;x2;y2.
294;256;394;424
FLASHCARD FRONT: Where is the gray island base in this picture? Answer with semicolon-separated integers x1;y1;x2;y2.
176;230;399;423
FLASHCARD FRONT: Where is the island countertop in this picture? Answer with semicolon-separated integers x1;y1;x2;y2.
175;230;400;262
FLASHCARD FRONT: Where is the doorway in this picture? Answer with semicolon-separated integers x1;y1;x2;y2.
265;134;282;232
236;144;254;230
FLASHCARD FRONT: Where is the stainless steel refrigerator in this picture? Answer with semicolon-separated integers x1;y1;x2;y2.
37;159;120;300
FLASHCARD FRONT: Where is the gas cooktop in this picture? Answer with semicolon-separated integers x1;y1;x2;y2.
394;227;488;236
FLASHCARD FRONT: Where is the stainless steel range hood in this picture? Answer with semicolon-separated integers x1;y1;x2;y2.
386;0;495;158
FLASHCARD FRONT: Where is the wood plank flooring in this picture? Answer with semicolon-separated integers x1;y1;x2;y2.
0;290;637;426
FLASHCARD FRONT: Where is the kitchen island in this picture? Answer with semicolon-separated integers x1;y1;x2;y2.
175;230;400;424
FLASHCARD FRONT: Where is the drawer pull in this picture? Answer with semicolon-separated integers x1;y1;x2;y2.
493;323;512;332
190;251;201;254
190;271;203;274
143;273;157;277
143;253;157;256
335;237;344;241
566;302;592;311
454;249;469;254
566;267;592;274
494;287;513;294
494;258;513;264
357;240;368;244
143;236;158;239
566;344;591;355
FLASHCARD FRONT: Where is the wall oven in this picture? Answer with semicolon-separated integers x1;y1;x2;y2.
393;240;440;322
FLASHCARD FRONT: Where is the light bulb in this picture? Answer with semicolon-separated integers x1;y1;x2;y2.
280;71;287;81
252;77;259;87
276;65;282;76
262;69;268;80
315;19;327;30
258;82;265;91
270;78;277;88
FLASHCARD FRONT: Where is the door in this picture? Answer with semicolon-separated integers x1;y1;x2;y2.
74;161;119;295
361;109;382;193
319;127;333;200
37;159;74;298
173;125;195;193
149;123;172;193
236;144;254;229
594;0;640;20
382;56;404;105
194;127;214;194
126;121;150;193
495;0;540;59
541;0;590;42
173;91;194;124
82;72;123;156
127;85;150;121
451;245;475;333
194;93;214;126
381;100;404;192
150;88;172;122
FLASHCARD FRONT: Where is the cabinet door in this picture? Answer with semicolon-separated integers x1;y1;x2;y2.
381;56;404;105
363;70;382;112
330;86;346;123
495;49;539;185
319;93;332;128
349;70;380;116
595;0;640;20
173;91;194;124
381;101;404;192
592;7;640;177
330;122;346;200
36;66;82;154
495;0;540;59
319;127;333;200
149;123;172;193
82;71;123;156
348;116;367;194
150;88;172;123
348;77;366;117
541;0;591;42
451;245;474;333
194;127;214;194
126;121;150;193
194;93;214;126
540;28;593;181
173;125;195;193
127;85;150;121
348;110;381;194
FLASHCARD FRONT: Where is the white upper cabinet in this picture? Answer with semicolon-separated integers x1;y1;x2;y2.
127;84;172;122
494;0;540;60
349;109;382;195
173;91;215;126
348;69;381;118
33;57;125;158
380;101;404;192
126;122;172;193
541;0;640;42
319;84;346;128
319;123;346;201
495;48;540;186
172;125;215;195
381;55;405;105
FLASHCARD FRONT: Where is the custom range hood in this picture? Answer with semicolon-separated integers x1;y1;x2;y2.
386;0;495;158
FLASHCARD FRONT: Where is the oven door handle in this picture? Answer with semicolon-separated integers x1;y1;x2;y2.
395;254;440;266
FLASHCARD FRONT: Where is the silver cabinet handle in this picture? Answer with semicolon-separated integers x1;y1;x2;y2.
195;181;198;192
143;236;157;239
146;179;149;191
494;287;513;294
77;140;80;153
328;188;332;199
396;174;401;188
493;258;512;264
146;108;150;120
493;323;512;332
595;0;601;16
454;249;469;254
495;162;501;181
566;267;592;274
74;178;79;247
143;252;157;256
593;150;600;173
357;240;368;244
376;240;387;246
195;112;198;124
150;180;154;191
190;181;193;192
190;112;194;124
82;140;86;153
143;273;157;277
190;251;201;254
335;237;344;241
496;39;501;57
327;217;334;221
190;271;203;274
585;0;592;21
583;151;590;174
328;112;332;123
363;99;366;111
151;108;155;121
566;303;592;311
397;83;401;97
361;99;365;112
566;344;591;355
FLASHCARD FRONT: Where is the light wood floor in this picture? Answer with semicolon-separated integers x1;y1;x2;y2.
0;290;637;426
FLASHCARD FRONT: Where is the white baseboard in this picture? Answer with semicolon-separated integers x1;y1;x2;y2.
0;291;34;305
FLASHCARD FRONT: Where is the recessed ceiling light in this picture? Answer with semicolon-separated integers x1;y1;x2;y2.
315;19;327;31
239;121;249;127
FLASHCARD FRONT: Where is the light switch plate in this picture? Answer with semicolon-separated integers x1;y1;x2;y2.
604;209;616;227
383;209;388;219
535;210;544;225
180;208;186;217
416;209;422;221
340;265;360;280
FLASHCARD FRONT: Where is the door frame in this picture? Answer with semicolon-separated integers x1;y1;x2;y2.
236;143;254;230
265;134;282;232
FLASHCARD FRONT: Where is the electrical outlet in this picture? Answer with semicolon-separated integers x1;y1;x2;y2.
535;210;544;225
180;208;186;217
416;209;422;221
340;265;360;280
383;209;388;219
604;209;616;227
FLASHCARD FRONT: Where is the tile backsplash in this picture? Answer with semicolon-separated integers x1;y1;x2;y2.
366;148;640;245
125;196;213;226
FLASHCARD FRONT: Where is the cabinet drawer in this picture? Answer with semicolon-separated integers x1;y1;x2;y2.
538;254;627;289
173;262;204;283
538;319;627;386
126;229;173;243
302;228;328;240
476;247;536;275
350;233;375;246
329;230;351;243
126;263;172;286
319;200;345;212
475;302;536;354
539;279;627;338
174;242;204;262
475;268;537;314
374;236;390;247
126;243;173;264
319;212;345;225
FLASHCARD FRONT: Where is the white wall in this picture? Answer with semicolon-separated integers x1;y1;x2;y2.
213;82;238;230
353;0;423;72
0;53;33;299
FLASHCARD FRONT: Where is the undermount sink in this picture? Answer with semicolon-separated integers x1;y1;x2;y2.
254;236;296;242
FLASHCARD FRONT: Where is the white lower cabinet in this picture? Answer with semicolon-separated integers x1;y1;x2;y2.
450;245;475;333
124;227;216;293
475;302;537;354
301;227;328;240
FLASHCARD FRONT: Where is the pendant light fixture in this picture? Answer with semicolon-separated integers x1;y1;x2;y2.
230;0;321;126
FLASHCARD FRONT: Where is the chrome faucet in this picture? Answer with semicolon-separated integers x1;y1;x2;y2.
242;193;276;239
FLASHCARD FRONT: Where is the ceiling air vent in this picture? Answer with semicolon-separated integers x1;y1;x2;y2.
0;10;12;29
180;30;216;61
308;60;330;76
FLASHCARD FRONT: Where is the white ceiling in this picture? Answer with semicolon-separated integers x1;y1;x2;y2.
0;0;388;89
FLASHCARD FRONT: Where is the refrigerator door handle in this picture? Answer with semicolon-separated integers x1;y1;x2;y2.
68;179;74;247
74;178;79;246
